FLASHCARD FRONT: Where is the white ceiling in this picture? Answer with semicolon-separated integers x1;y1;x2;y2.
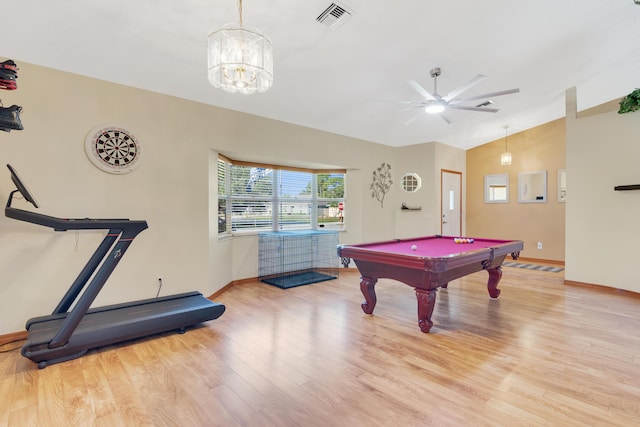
3;0;640;149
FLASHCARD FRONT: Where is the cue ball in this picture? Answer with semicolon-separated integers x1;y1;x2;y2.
411;245;417;251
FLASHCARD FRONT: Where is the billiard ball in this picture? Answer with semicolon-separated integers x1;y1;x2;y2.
411;245;417;251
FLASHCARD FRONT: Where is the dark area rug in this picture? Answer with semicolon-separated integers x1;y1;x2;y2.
261;271;337;289
502;261;564;273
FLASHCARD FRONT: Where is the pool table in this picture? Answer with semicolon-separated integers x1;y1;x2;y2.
337;235;523;333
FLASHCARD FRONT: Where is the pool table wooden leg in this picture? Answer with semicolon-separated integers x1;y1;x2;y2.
486;266;502;298
360;276;378;314
415;288;436;333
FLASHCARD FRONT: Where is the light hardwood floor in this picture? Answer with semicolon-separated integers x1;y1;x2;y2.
1;266;639;426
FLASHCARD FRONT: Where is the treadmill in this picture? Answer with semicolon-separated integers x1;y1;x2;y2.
4;164;225;368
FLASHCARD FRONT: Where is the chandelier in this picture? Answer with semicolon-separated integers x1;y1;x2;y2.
500;125;512;166
207;0;273;94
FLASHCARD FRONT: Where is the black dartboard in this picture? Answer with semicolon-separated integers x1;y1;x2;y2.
85;125;141;174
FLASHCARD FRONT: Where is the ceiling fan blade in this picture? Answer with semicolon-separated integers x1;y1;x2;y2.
407;80;436;101
404;111;451;125
398;101;428;111
400;105;426;112
456;88;520;103
403;113;422;126
449;105;499;113
443;74;486;102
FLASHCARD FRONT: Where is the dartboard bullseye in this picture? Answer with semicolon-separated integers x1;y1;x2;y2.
85;125;141;174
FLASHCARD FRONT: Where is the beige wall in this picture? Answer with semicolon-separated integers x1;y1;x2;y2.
0;61;380;333
466;119;566;261
391;142;468;239
4;61;635;337
565;89;640;292
0;61;465;334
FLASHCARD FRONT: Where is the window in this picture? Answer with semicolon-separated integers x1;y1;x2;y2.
401;173;421;192
218;156;345;234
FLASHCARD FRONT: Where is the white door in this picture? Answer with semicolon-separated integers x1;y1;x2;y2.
441;170;462;236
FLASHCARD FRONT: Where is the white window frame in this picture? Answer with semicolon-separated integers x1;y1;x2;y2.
218;155;346;236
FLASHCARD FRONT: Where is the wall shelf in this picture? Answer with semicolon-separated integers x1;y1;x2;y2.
401;203;422;211
614;184;640;191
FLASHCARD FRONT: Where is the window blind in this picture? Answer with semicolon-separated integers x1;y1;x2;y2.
218;155;345;234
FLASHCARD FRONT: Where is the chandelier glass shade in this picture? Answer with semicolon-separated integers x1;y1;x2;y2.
207;1;273;94
500;152;512;166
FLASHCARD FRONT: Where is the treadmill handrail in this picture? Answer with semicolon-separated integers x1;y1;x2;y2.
48;227;144;348
52;231;121;315
5;206;148;233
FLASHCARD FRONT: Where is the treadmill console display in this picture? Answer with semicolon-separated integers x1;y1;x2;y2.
6;164;39;208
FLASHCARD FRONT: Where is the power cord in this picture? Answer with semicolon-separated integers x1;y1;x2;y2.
0;338;25;353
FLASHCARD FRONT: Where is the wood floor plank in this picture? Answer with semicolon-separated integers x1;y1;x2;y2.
1;267;640;426
6;406;37;427
97;350;155;426
9;366;39;413
29;362;64;427
0;346;18;427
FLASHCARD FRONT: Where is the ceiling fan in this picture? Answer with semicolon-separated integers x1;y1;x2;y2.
402;67;519;125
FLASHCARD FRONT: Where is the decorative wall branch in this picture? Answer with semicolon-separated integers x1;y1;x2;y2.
370;162;393;207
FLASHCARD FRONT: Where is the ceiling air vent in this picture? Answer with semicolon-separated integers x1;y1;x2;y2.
316;2;353;30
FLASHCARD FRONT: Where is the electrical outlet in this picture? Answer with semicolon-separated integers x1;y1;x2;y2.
537;241;543;250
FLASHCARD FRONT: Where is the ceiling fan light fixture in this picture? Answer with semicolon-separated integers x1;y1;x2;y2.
425;104;445;114
405;67;519;124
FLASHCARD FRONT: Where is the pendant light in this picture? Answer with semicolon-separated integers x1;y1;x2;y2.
501;125;512;166
207;0;273;94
